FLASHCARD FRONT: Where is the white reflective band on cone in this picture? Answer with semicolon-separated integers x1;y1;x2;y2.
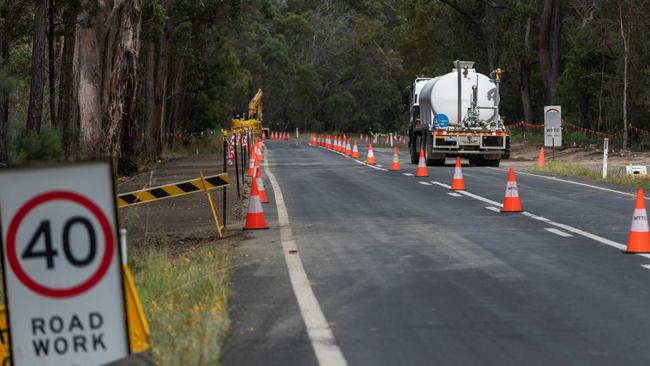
248;195;264;213
631;208;650;232
505;181;519;197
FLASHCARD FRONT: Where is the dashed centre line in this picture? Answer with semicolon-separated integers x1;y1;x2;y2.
544;228;573;237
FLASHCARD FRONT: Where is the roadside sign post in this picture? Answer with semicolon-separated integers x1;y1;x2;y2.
544;106;562;161
603;138;609;179
0;162;129;365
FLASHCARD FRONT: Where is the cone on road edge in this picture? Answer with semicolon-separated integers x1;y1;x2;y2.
352;140;360;158
243;178;269;230
255;166;269;203
626;188;650;253
247;151;256;177
415;149;428;177
345;140;352;156
450;156;465;190
537;147;545;167
501;167;522;212
390;147;401;171
366;144;376;165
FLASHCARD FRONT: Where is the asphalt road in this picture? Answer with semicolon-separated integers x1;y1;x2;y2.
222;139;650;366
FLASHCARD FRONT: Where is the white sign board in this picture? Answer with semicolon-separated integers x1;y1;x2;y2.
544;105;562;147
0;162;128;365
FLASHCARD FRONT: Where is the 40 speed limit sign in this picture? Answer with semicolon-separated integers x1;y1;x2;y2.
0;162;129;365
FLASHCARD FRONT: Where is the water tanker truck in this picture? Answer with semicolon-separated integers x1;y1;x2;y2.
408;60;509;167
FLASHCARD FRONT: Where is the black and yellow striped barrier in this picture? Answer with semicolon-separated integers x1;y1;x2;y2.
117;173;230;208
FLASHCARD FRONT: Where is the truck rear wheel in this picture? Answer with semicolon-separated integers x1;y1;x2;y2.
410;134;420;164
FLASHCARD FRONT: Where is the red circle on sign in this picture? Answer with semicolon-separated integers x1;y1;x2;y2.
5;191;114;298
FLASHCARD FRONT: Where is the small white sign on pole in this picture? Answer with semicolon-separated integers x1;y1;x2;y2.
602;138;609;179
544;106;562;147
0;162;129;365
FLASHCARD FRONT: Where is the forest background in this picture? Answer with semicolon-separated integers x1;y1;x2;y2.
0;0;646;172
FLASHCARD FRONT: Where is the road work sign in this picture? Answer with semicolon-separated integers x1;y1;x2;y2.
0;162;129;365
544;105;562;147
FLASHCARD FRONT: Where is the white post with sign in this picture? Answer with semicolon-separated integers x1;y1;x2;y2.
544;106;562;148
603;138;609;179
0;162;129;365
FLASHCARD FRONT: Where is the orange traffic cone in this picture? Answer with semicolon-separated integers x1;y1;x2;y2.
390;147;401;171
243;178;269;230
256;142;263;162
451;156;465;190
415;149;428;177
501;168;522;212
626;189;650;253
255;166;269;203
352;140;360;158
366;144;376;165
537;147;545;167
345;139;352;156
247;151;256;177
365;135;369;143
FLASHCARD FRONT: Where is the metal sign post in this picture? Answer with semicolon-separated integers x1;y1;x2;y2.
0;162;129;365
603;138;609;179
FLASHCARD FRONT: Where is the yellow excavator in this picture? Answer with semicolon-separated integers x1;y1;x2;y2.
231;89;268;137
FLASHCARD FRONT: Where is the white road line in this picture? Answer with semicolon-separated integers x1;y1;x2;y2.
487;167;644;199
448;192;462;197
403;173;414;176
265;157;349;366
376;164;383;167
354;160;388;171
431;181;451;189
428;181;650;259
418;181;432;186
642;265;650;270
485;206;500;212
457;190;502;207
521;211;551;222
544;228;573;237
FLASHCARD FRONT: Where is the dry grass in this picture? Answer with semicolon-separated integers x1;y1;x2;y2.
529;161;650;190
130;241;232;365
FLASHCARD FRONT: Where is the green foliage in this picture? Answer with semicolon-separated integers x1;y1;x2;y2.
15;127;64;163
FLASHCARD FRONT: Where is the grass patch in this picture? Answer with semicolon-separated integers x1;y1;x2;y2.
529;161;650;190
130;240;232;365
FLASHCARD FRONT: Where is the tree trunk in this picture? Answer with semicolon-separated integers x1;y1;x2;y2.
483;1;499;71
143;40;157;158
59;1;78;157
0;0;16;164
520;8;533;123
48;0;57;127
26;0;48;134
597;56;605;131
619;3;629;149
539;0;561;104
153;20;172;157
77;0;142;164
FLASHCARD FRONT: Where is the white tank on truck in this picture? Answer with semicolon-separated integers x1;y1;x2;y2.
408;60;509;167
418;69;497;127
